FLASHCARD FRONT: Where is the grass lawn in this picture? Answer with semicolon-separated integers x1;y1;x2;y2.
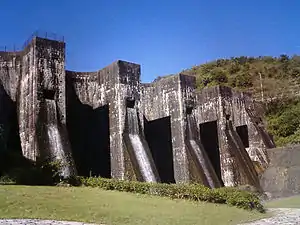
265;195;300;209
0;185;267;225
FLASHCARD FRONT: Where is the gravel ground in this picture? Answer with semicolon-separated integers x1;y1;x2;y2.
240;208;300;225
1;208;300;225
0;219;101;225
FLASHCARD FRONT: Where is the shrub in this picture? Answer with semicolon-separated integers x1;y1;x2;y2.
78;177;265;213
266;98;300;146
0;175;15;184
0;157;62;186
61;175;82;187
0;150;33;176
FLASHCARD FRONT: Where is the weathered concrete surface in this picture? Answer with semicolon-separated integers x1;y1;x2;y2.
185;113;222;188
194;86;273;187
0;35;274;187
140;75;195;183
66;61;147;180
0;37;75;177
234;90;276;167
140;75;224;186
0;51;22;156
260;145;300;198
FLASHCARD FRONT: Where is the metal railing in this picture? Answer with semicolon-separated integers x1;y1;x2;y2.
22;30;65;49
0;30;65;52
0;45;22;52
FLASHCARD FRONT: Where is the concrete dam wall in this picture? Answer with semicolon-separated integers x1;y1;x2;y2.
0;35;275;188
260;145;300;198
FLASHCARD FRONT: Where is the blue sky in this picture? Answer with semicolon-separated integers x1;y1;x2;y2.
0;0;299;82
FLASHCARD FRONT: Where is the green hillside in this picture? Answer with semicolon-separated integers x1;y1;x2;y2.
182;55;300;147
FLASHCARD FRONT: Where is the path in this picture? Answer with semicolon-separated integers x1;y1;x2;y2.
0;219;100;225
240;208;300;225
1;208;300;225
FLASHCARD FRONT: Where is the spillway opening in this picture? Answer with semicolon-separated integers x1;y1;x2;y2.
67;103;111;178
186;106;193;115
199;121;222;181
43;89;56;100
144;116;175;183
0;86;23;176
126;98;135;108
6;103;22;155
236;125;249;148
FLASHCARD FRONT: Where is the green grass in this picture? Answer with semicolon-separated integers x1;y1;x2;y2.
0;185;267;225
265;196;300;209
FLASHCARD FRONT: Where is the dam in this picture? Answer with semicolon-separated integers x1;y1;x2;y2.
0;33;275;188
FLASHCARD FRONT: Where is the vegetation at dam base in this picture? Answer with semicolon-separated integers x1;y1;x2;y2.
183;55;300;147
0;150;265;213
0;185;267;225
0;153;266;224
0;150;62;186
76;176;265;212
